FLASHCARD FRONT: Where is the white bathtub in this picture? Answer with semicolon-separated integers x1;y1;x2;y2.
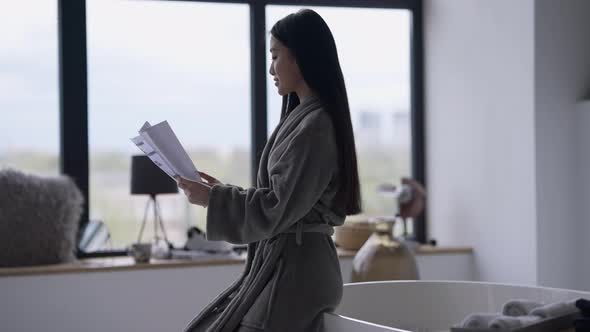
324;280;590;331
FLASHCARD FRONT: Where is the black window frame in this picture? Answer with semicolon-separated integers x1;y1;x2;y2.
58;0;425;258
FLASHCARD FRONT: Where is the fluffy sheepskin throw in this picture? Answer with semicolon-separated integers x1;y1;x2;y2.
0;168;84;267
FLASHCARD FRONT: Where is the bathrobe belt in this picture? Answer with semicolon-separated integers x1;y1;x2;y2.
282;221;334;246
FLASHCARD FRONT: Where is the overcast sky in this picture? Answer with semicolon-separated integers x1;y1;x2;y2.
0;0;410;154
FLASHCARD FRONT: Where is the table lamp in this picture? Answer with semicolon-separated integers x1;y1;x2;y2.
130;155;178;251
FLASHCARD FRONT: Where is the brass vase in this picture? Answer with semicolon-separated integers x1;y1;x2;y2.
350;219;419;282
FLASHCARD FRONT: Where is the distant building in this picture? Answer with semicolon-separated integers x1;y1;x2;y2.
356;110;381;147
391;111;410;148
354;109;410;148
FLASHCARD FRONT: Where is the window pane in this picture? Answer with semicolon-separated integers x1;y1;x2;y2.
266;6;412;219
0;1;59;175
87;0;250;248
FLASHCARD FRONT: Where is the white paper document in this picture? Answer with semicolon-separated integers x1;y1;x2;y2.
130;121;202;182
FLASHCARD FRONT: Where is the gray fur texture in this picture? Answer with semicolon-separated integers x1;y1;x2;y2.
0;168;84;267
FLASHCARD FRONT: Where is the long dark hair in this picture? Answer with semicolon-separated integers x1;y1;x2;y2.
271;9;362;216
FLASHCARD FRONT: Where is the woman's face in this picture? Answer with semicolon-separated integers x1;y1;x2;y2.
269;36;304;96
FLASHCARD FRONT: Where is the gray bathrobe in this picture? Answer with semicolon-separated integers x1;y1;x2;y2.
184;95;345;332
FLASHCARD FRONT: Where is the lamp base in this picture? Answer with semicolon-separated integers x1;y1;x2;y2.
136;195;174;257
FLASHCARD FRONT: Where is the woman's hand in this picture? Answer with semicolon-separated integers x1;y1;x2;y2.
176;176;213;207
399;177;426;219
198;171;223;186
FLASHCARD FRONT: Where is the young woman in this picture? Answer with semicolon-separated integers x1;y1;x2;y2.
177;9;362;332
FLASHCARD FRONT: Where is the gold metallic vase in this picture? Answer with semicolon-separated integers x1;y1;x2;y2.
350;221;419;282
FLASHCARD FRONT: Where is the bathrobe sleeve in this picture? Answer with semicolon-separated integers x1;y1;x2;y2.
205;120;338;244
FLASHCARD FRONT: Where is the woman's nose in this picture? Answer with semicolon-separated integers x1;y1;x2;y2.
269;63;275;76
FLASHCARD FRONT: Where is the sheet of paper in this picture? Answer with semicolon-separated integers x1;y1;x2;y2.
139;121;201;182
130;120;201;182
139;121;152;132
130;135;177;179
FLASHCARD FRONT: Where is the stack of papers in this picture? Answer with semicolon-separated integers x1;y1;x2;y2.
130;121;202;182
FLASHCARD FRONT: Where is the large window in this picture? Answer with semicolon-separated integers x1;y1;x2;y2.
266;6;412;222
0;1;59;175
52;0;424;254
86;0;251;248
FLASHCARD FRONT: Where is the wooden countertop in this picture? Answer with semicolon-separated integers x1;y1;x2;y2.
0;245;472;277
336;245;473;257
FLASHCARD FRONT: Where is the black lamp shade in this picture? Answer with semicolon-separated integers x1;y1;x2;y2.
130;155;179;196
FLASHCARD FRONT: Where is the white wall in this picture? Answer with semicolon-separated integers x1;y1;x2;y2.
2;265;242;332
424;0;537;285
425;0;590;290
535;0;590;290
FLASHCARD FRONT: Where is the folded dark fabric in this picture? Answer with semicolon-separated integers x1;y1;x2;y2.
576;299;590;317
574;317;590;332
